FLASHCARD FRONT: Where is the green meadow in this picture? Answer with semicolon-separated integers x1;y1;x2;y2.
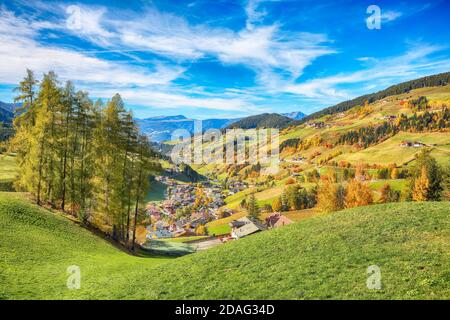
1;192;449;299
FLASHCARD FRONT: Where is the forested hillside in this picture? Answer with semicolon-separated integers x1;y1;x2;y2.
226;113;294;129
298;71;450;124
0;104;13;123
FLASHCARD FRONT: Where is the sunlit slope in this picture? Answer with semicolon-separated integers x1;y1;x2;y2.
140;201;449;299
333;132;450;166
0;155;17;183
0;193;170;300
189;85;450;181
1;192;449;299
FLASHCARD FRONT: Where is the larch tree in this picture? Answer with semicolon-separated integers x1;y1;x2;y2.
344;179;373;208
10;70;158;249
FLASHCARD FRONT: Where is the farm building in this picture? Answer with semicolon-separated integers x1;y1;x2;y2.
265;213;293;228
229;217;267;239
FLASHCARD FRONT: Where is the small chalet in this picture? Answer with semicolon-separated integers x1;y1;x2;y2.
229;217;267;239
400;141;426;148
265;213;293;228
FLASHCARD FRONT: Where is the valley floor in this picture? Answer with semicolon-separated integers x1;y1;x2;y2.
1;192;449;300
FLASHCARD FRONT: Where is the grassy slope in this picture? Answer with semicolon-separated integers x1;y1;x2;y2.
0;193;171;299
0;155;17;183
132;201;450;300
1;192;449;299
334;132;450;166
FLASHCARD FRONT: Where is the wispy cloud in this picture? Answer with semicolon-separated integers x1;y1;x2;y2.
381;10;403;22
0;2;336;113
245;0;267;30
1;0;449;117
0;9;184;86
0;8;264;113
284;44;450;99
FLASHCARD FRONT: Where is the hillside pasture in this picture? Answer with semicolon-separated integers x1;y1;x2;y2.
334;132;450;166
1;192;449;299
0;154;17;183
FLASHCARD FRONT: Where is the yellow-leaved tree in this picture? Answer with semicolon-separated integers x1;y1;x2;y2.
412;167;430;201
344;179;373;208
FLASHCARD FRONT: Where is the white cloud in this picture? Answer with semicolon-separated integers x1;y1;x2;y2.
245;0;267;30
21;4;332;84
88;87;263;114
284;44;450;99
0;9;184;87
0;8;267;114
64;5;114;45
381;10;403;22
115;11;334;81
1;3;448;116
1;3;335;107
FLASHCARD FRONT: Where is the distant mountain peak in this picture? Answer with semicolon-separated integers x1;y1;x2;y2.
141;115;188;121
282;111;306;120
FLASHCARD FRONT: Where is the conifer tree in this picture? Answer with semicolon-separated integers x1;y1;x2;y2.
412;167;430;201
247;193;260;219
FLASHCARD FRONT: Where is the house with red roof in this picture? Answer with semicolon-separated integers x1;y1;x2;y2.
265;213;293;228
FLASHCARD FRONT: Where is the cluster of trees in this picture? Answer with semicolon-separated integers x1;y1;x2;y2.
280;136;324;154
10;70;158;250
337;108;449;147
409;96;428;111
396;108;449;132
316;177;373;212
376;167;405;180
280;138;301;152
297;71;450;124
0;124;14;144
272;184;317;212
0;103;15;143
408;150;443;201
315;151;444;212
337;122;397;147
379;184;400;203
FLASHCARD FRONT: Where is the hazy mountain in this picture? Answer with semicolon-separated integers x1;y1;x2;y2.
282;111;306;120
136;115;239;142
0;101;15;123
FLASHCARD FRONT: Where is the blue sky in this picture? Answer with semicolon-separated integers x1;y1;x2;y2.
0;0;449;119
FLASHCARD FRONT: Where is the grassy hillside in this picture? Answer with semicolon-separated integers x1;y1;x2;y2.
0;193;171;299
1;192;449;299
334;132;450;167
0;154;17;183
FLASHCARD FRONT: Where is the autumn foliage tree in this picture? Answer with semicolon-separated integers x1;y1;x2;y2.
272;197;282;212
344;179;373;208
317;177;345;212
409;150;443;201
379;183;400;203
412;167;430;201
